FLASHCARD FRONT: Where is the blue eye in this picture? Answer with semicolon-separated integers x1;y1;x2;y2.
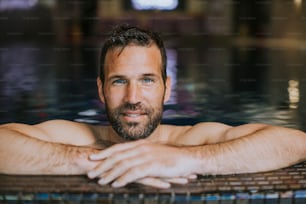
142;78;154;84
112;79;127;85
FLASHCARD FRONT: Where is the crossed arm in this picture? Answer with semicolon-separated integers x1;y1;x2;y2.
1;121;306;189
87;124;306;188
0;121;100;175
0;120;196;187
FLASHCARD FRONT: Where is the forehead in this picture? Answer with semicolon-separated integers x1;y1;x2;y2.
104;44;162;77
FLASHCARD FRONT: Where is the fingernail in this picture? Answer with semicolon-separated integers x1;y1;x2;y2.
189;175;197;179
87;171;95;178
162;183;171;189
98;178;107;185
89;154;98;160
112;181;122;188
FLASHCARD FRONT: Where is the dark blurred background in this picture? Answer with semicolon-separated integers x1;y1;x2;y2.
1;0;305;42
1;0;306;130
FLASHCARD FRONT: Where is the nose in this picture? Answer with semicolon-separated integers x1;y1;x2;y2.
125;82;140;104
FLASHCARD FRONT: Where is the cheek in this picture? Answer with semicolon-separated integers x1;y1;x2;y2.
143;89;165;104
104;89;124;107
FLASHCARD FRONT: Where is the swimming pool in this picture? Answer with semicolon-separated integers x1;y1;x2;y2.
1;36;306;204
1;36;305;132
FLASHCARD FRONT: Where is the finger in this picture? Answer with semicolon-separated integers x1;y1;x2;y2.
96;156;146;185
164;177;188;184
163;174;198;185
89;139;146;161
135;177;171;189
111;163;152;188
87;149;143;179
188;174;197;179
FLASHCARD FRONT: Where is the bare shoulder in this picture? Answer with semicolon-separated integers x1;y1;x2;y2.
35;120;109;146
158;124;191;144
160;122;269;146
0;120;108;146
160;122;232;146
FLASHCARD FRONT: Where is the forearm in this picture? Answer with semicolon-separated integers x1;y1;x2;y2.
0;128;98;175
193;126;306;175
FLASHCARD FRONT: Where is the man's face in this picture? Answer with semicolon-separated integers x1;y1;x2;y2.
97;44;171;140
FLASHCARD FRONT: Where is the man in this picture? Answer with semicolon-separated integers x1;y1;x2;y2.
0;24;306;189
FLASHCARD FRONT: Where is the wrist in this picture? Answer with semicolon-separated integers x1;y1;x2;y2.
179;146;204;175
187;146;215;175
71;146;99;174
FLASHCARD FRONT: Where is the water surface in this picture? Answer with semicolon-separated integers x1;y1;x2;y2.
1;37;306;131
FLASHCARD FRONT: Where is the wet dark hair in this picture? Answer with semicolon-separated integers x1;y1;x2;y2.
99;24;167;84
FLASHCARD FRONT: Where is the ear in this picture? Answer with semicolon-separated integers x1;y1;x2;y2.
97;77;105;103
163;76;171;103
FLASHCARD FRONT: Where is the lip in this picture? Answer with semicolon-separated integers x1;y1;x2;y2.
121;111;146;121
124;113;141;117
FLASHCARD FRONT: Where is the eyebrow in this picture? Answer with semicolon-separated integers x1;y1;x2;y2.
108;73;159;80
141;73;159;78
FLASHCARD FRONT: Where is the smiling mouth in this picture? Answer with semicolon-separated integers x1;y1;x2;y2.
125;113;142;117
123;112;146;116
121;111;147;120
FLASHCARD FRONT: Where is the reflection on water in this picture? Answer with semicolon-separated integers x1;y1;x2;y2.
288;79;300;109
1;37;306;131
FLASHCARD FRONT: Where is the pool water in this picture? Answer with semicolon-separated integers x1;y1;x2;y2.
1;36;306;132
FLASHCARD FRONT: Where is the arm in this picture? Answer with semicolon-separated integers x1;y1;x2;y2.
193;125;306;175
170;122;269;145
0;122;191;188
87;124;306;187
0;121;100;175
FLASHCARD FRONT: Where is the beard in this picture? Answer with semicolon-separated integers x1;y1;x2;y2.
105;101;163;141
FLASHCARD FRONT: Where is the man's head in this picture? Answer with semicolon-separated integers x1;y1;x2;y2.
99;24;167;84
97;24;171;141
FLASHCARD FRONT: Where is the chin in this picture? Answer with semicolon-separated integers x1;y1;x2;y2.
120;125;152;141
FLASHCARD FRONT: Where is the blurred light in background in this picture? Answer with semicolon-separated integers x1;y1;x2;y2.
294;0;302;8
0;0;38;10
131;0;178;10
288;80;299;109
165;49;178;105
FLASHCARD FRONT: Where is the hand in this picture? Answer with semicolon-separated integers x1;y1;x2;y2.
73;147;102;173
87;140;198;188
135;174;197;189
